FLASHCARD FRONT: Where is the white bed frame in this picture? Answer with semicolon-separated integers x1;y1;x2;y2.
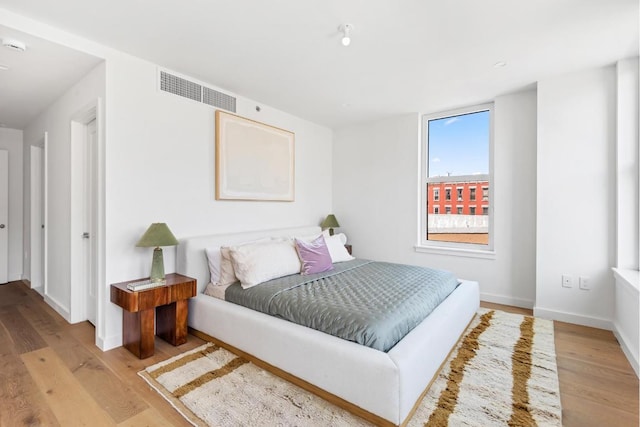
177;226;479;426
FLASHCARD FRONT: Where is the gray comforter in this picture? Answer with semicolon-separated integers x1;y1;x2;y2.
225;259;458;352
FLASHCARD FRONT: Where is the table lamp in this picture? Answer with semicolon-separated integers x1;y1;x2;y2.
136;223;179;283
321;214;340;236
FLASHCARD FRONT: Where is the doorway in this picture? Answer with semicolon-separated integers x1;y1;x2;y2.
30;144;45;292
0;150;7;284
69;99;103;334
83;119;97;325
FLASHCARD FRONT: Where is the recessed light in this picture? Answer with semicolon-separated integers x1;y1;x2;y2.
493;61;507;68
2;38;27;52
0;64;8;71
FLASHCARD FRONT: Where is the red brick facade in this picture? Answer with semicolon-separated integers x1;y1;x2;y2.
427;176;489;216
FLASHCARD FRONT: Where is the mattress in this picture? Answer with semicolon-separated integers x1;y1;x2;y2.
224;259;459;352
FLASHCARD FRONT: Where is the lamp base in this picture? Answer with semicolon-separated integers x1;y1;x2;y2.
328;228;335;236
150;247;166;283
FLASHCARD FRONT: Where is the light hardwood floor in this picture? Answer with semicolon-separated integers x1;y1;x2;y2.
1;281;637;426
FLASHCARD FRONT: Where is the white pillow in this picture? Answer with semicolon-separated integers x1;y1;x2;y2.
325;234;355;263
205;247;222;284
229;240;301;289
334;232;348;245
217;238;271;286
296;230;346;243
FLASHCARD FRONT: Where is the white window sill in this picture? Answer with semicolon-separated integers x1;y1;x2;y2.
414;244;496;259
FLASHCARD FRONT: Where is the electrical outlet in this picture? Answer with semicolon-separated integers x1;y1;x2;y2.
579;276;591;290
562;274;573;288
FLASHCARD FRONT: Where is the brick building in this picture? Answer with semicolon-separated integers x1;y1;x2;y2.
426;174;489;216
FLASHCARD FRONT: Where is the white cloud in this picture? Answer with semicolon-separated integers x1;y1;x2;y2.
432;157;441;163
444;117;460;126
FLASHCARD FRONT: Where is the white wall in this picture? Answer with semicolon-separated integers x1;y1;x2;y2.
1;9;333;350
0;127;24;281
102;54;333;348
615;57;639;270
23;63;106;320
613;57;639;376
536;65;617;329
333;90;537;308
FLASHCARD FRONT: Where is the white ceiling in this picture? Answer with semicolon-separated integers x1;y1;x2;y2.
0;0;638;129
0;24;102;129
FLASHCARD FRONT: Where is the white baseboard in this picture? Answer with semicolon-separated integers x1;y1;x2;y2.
32;286;44;296
613;327;640;378
96;333;122;352
44;294;71;323
533;306;612;330
480;292;534;309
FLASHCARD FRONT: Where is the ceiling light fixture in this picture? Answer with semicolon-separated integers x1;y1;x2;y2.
339;24;353;47
493;61;507;68
2;38;27;52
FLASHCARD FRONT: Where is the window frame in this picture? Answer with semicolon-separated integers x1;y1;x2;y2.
418;103;495;256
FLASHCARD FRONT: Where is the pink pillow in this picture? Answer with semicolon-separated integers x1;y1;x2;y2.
294;236;334;275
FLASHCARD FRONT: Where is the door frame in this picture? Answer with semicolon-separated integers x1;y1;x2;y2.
69;98;105;345
30;144;45;292
0;150;8;284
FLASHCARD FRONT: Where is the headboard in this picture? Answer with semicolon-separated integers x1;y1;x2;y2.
177;225;321;294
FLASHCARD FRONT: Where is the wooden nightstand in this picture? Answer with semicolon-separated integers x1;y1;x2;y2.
110;273;197;359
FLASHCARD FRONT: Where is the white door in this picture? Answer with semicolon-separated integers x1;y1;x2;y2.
84;120;97;324
0;150;8;284
30;145;44;290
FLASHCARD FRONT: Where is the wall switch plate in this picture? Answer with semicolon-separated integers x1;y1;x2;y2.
579;276;591;290
562;274;573;288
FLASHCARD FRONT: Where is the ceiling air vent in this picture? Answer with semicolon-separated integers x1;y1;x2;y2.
160;71;201;102
203;86;236;112
159;70;236;112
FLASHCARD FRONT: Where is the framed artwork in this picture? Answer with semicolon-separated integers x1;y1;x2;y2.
215;110;295;201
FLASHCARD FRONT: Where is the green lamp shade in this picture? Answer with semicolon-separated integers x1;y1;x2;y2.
321;214;340;236
136;223;179;247
136;223;178;283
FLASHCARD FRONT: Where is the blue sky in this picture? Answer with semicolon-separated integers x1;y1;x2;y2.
427;110;489;177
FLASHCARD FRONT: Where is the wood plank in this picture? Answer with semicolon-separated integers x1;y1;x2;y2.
561;393;639;427
0;306;47;354
0;281;30;308
0;314;60;427
94;346;198;427
116;407;175;427
17;304;149;424
21;347;114;426
557;357;638;414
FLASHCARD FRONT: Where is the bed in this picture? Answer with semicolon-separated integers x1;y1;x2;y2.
177;226;479;426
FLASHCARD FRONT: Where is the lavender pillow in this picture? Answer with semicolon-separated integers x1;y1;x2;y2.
295;236;334;275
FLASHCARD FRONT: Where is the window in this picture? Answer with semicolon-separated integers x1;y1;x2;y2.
434;206;439;214
421;104;493;251
433;188;439;201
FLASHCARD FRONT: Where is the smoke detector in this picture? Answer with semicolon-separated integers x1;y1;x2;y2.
2;38;27;52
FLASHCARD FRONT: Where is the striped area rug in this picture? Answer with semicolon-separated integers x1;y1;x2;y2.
139;309;562;426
